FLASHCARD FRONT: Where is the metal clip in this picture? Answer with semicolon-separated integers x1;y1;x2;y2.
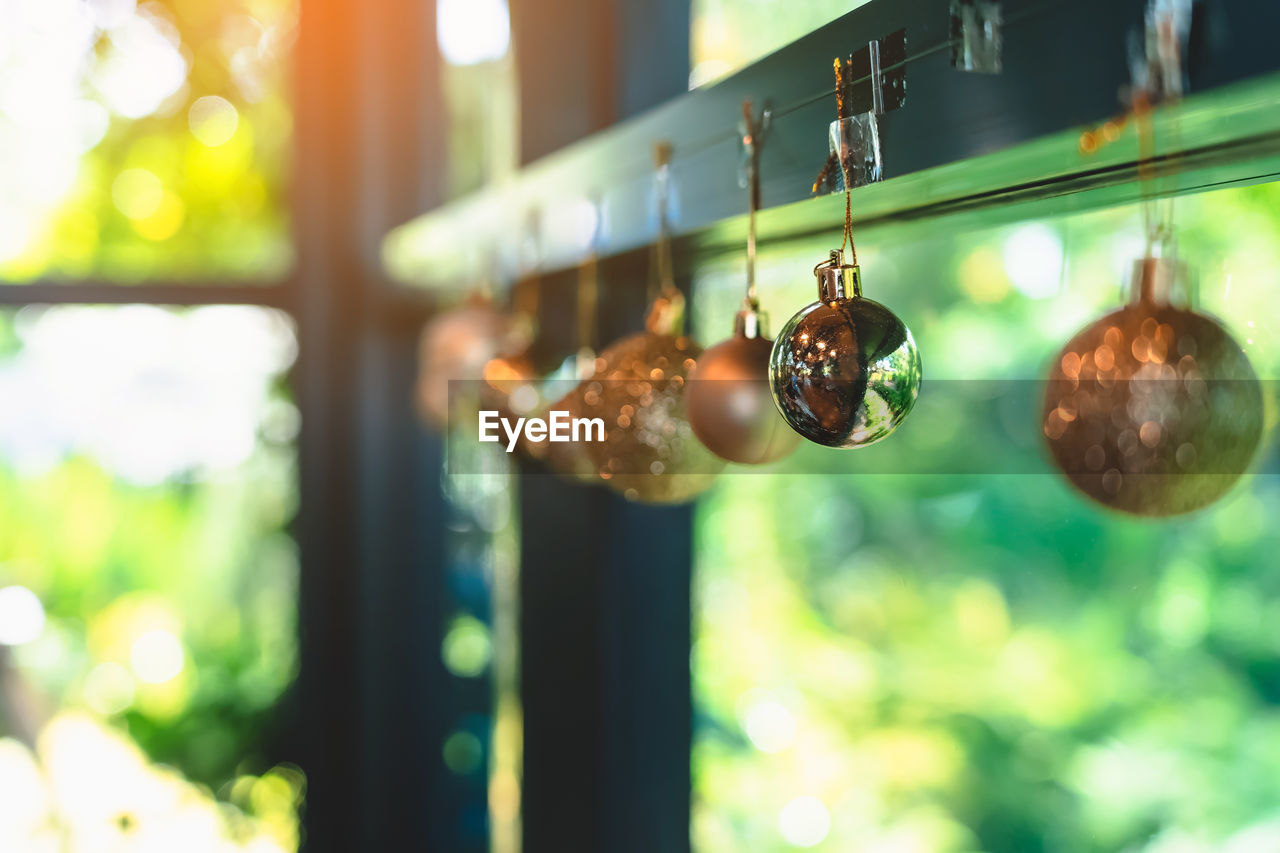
1129;0;1193;104
737;103;771;192
828;114;882;190
950;0;1002;73
844;29;907;115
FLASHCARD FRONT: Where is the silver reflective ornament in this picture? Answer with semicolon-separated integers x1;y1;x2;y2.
769;250;921;448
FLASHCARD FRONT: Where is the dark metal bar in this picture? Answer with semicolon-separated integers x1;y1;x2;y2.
384;0;1280;292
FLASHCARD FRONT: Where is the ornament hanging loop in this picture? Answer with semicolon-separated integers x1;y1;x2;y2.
575;192;604;362
1131;0;1191;256
651;141;677;300
814;248;862;302
739;99;771;312
646;141;686;335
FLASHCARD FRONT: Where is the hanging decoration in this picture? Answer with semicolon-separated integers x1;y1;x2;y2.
769;58;921;448
555;143;724;503
686;100;800;465
416;289;531;431
1042;257;1262;516
1042;0;1262;516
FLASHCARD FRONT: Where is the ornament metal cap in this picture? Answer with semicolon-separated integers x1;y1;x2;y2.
814;249;862;302
1130;255;1186;306
645;290;686;335
733;305;769;339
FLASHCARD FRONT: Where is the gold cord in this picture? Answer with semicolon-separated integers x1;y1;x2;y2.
832;57;858;264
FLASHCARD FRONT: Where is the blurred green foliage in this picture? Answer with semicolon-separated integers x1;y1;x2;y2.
0;0;295;282
0;305;298;839
693;183;1280;852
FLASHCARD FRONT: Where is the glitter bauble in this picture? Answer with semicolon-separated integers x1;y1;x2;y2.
1043;257;1262;516
416;297;530;430
559;293;724;503
686;308;800;464
769;251;921;448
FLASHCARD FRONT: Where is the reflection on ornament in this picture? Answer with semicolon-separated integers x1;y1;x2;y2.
557;292;724;503
687;308;800;464
416;297;531;430
1043;257;1262;516
769;250;921;447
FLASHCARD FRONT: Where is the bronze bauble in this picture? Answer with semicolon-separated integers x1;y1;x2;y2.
558;293;724;503
1043;258;1262;516
416;297;529;430
769;251;921;448
687;309;800;464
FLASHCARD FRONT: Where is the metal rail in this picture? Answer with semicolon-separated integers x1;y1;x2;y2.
383;0;1280;293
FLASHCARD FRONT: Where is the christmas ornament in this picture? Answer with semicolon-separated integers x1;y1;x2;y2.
768;56;920;448
553;143;723;503
769;249;921;447
416;294;530;431
686;100;799;465
1042;256;1262;516
689;309;800;464
558;290;723;503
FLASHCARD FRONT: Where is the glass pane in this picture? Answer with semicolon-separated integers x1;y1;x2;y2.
436;0;518;198
0;0;296;283
690;0;870;88
692;183;1280;851
0;304;301;849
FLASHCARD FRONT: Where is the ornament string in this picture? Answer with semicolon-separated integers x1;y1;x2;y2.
1133;92;1176;258
812;57;860;265
651;141;677;302
740;100;769;312
577;196;601;355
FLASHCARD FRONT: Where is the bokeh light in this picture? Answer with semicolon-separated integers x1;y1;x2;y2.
0;0;295;281
0;303;300;846
82;661;136;716
437;0;511;66
694;181;1280;852
442;614;493;678
130;629;185;684
0;585;46;645
1002;223;1064;298
188;95;240;147
443;730;485;775
778;796;831;848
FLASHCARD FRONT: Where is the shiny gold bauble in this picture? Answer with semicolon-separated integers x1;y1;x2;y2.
769;251;921;448
416;297;530;430
558;293;724;503
686;308;800;464
1043;258;1263;516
